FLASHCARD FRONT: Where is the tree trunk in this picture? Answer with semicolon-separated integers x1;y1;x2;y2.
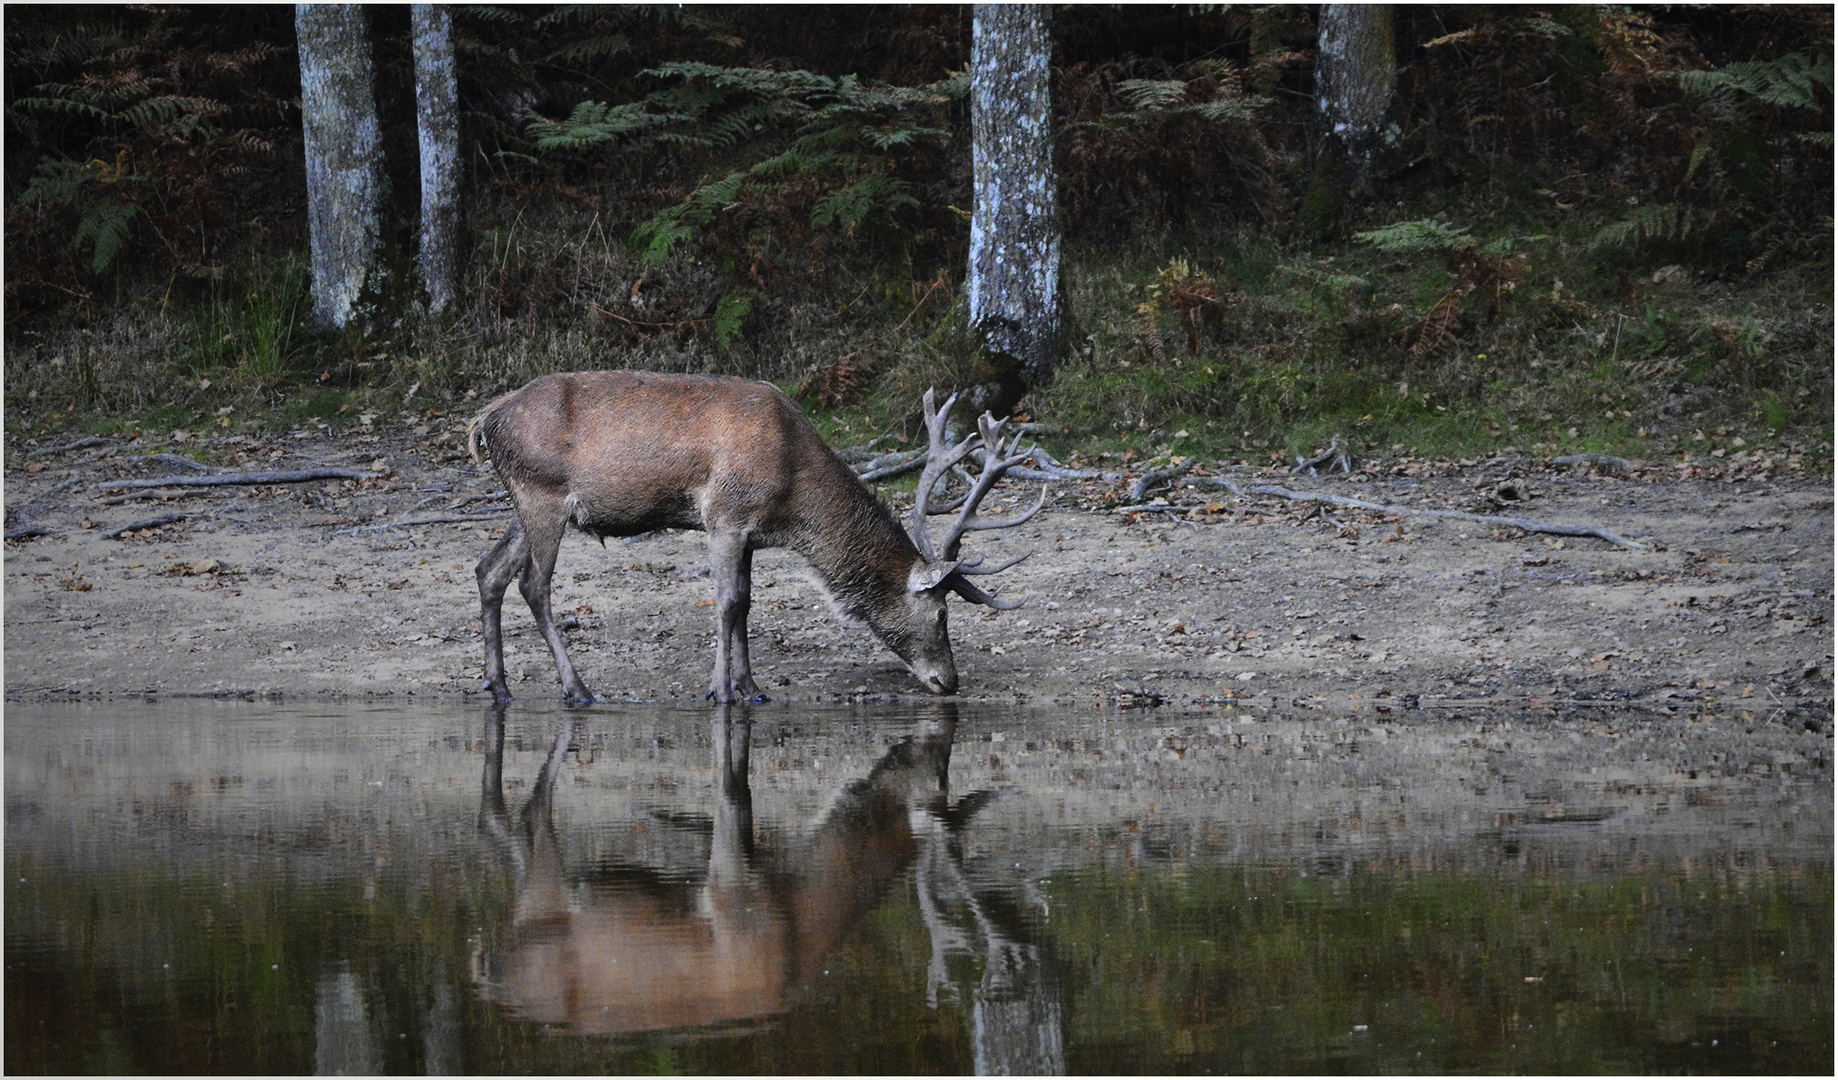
967;3;1063;419
411;4;460;315
1301;4;1396;236
296;4;384;332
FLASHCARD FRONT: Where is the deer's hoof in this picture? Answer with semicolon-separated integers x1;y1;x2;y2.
746;692;771;705
484;681;513;703
562;689;596;707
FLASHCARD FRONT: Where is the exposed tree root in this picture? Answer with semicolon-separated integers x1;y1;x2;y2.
100;513;188;539
1201;477;1648;550
97;467;372;492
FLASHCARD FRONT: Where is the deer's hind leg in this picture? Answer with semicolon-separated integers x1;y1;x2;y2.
514;493;595;705
477;517;529;702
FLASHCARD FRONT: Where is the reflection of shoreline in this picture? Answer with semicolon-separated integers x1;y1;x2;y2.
3;703;1826;880
475;702;1065;1067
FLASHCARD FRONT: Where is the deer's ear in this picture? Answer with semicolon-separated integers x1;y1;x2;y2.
907;559;959;594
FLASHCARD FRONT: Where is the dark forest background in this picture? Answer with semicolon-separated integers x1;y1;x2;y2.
4;5;1831;464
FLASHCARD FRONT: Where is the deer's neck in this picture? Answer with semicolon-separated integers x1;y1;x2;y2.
786;461;918;613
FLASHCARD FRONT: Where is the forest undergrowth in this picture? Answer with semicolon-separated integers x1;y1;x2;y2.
7;185;1828;479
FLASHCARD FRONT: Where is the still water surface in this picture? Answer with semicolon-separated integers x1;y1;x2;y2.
5;699;1830;1073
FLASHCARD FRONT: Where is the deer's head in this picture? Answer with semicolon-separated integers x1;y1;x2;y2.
879;389;1045;695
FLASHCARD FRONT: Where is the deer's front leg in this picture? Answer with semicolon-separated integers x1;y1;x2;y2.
706;532;766;704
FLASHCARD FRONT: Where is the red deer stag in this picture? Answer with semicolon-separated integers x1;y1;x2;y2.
467;372;1042;704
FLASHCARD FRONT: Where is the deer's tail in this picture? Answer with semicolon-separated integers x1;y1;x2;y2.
466;389;521;463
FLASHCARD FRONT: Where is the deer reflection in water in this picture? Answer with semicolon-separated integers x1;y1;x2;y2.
474;705;1061;1070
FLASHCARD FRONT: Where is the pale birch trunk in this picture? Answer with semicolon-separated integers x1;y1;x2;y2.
411;4;460;315
968;4;1063;417
1303;2;1396;233
1316;3;1396;162
296;4;384;331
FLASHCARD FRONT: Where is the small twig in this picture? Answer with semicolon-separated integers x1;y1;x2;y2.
25;437;116;458
96;467;371;492
1291;436;1348;476
449;490;509;509
586;301;708;332
1200;478;1647;550
1299;502;1344;530
98;489;198;506
100;512;187;539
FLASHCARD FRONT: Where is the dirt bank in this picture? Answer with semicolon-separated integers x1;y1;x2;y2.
5;417;1832;751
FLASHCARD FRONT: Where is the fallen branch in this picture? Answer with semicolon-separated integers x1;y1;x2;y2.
1199;478;1648;550
4;524;60;541
1128;460;1195;503
10;476;83;514
1025;445;1120;481
120;453;221;473
100;512;188;539
835;434;896;463
337;511;510;533
856;449;929;482
96;467;371;492
26;437;116;458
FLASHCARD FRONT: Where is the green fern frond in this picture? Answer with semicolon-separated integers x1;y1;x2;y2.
457;7;529;24
12;94;111;121
701;102;784;149
1676;52;1833;111
632;214;696;264
861;124;950;150
691;169;748;209
1591;204;1681;249
74;198;139;274
534;5;615;29
16;158;91;208
1481;235;1544;257
527;100;674;152
1509;17;1573;39
713;286;753;348
1353;219;1475;254
811;175;917;232
117;95;222;132
545;34;631;65
644;62;835;103
1183;97;1267;124
1118;79;1189;110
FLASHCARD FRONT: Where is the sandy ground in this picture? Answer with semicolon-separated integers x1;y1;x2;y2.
4;414;1832;758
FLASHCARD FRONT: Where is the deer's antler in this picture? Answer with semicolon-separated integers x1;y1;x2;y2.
906;388;1047;608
